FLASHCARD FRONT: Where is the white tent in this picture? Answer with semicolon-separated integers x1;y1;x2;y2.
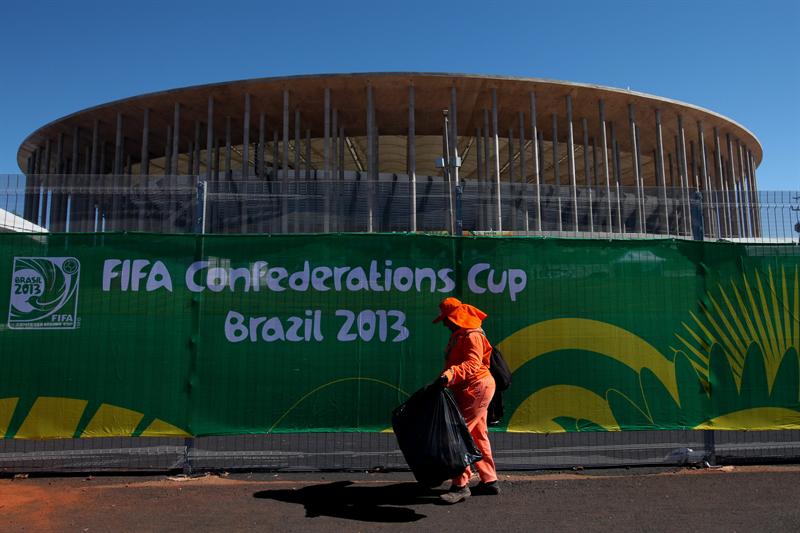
0;208;48;233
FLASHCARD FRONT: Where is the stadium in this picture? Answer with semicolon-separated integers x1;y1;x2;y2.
16;73;762;238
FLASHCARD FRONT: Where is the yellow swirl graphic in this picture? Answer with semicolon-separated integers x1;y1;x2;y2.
507;385;620;432
695;407;800;431
498;318;679;404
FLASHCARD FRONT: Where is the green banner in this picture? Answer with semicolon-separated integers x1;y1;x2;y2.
0;233;798;439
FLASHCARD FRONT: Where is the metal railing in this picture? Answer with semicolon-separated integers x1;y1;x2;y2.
2;173;798;242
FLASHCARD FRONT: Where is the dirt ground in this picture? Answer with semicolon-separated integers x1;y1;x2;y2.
2;465;799;532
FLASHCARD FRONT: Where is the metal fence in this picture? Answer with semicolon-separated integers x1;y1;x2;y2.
1;173;799;474
4;431;800;474
2;173;798;241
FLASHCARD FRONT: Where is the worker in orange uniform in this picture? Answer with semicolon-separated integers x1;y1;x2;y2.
433;296;499;504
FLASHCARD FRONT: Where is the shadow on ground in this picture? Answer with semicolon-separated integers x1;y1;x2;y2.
253;481;443;522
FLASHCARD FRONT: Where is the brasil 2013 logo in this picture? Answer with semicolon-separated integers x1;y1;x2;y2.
8;257;81;330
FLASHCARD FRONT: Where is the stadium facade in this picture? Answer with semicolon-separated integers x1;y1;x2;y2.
16;73;762;237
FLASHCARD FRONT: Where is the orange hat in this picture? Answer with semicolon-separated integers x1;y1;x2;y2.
432;297;488;329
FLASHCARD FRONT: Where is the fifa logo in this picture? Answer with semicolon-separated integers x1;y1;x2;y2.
8;257;80;330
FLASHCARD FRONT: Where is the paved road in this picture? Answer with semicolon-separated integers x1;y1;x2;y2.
2;466;799;532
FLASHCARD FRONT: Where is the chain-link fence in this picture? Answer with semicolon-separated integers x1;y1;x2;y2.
4;431;800;474
1;173;799;474
2;173;798;241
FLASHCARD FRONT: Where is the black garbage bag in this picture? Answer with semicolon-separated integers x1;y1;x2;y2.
391;385;483;486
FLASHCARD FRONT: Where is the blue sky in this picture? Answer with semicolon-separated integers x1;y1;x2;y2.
0;0;797;189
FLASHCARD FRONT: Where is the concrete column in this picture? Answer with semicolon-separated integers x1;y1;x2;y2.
678;115;691;235
450;86;459;187
258;113;265;179
242;94;251;178
339;125;346;229
214;138;221;181
582;117;593;234
742;150;757;237
673;135;682;233
282;89;290;233
55;132;71;231
592;137;599;189
240;95;251;233
136;115;149;230
50;133;65;231
225;117;232;180
749;151;761;236
735;149;744;237
211;136;222;181
483;109;491;230
566;95;578;232
530;92;541;231
598;100;612;233
114;113;124;175
581;118;590;187
294;110;301;177
55;133;63;174
373;125;380;232
552;112;562;232
610;122;622;232
206;97;214;180
475;127;483;230
655;110;669;235
159;130;169;231
408;85;416;232
44;138;52;175
366;85;375;232
69;127;81;232
628;104;643;233
171;103;180;175
302;128;311;233
449;87;460;230
273;130;279;181
508;126;515;231
293;109;301;233
323;88;331;232
697;120;712;238
141;109;150;175
736;140;751;237
339;126;345;178
71;128;80;175
32;149;42;225
726;133;738;236
77;146;88;229
305;129;312;179
450;86;460;234
23;151;33;222
34;148;44;224
519;111;528;232
90;120;99;174
100;141;107;173
110;113;124;229
124;152;133;229
736;150;746;237
728;135;743;237
491;88;501;232
713;127;729;236
193;121;201;175
331;107;338;232
42;140;52;229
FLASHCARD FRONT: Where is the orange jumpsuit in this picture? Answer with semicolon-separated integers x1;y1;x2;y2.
441;328;498;486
